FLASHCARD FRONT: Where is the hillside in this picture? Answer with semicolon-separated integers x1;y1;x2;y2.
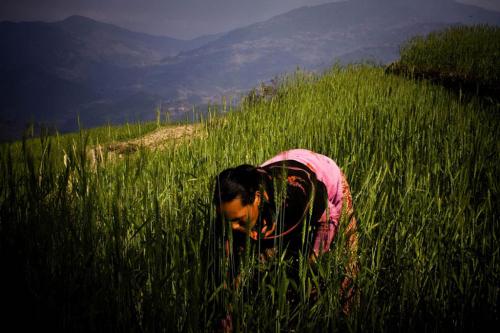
1;0;500;141
0;16;221;140
388;24;500;101
156;0;500;93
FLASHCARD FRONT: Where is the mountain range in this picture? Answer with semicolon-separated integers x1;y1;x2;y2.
1;0;499;140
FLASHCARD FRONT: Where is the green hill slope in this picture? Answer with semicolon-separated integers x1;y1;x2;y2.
1;32;499;331
388;24;500;101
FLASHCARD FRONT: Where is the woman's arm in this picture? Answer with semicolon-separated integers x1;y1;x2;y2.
339;172;359;314
340;214;359;314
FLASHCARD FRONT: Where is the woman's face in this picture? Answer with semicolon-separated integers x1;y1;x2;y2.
219;193;261;238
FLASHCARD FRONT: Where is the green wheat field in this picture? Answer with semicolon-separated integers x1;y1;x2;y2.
1;25;499;332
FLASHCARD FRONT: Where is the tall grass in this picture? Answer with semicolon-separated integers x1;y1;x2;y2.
1;64;499;331
398;24;500;84
390;24;500;104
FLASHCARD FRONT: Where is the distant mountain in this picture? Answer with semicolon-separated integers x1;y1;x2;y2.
0;15;218;68
153;0;500;97
1;0;500;141
0;16;221;140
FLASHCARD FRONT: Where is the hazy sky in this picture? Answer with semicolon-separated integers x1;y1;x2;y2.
1;0;499;39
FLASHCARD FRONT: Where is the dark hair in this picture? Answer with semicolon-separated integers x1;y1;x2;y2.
213;164;265;206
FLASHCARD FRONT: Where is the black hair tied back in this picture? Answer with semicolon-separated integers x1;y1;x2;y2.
213;164;264;206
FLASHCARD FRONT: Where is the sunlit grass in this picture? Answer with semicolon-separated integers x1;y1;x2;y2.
398;24;500;83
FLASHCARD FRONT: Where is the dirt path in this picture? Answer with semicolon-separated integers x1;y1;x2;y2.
88;123;205;164
108;123;204;153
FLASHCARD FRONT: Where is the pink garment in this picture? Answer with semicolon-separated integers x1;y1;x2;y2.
261;149;344;256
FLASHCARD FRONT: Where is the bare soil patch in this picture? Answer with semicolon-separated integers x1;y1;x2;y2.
108;124;203;153
88;123;205;165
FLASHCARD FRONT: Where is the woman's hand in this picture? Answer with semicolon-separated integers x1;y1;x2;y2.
219;313;233;333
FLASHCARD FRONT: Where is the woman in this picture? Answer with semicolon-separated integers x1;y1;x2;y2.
213;149;358;316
